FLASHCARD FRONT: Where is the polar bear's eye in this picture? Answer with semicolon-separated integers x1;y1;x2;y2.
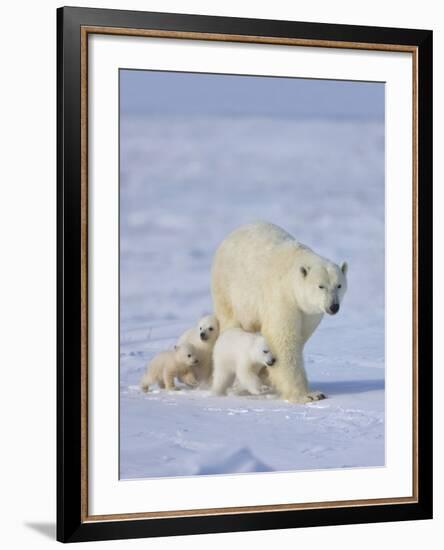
187;354;191;358
209;327;213;331
263;350;269;354
337;284;342;289
318;285;325;289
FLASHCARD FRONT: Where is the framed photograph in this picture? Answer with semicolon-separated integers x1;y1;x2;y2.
57;6;433;543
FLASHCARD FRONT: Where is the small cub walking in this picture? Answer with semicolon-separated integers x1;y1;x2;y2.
140;343;199;392
212;328;276;396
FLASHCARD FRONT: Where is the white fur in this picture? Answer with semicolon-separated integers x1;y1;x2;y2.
212;328;276;396
139;343;200;392
177;314;220;386
211;222;348;403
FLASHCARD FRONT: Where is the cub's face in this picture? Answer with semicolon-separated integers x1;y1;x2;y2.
251;335;276;367
298;262;348;315
198;315;220;344
175;343;199;367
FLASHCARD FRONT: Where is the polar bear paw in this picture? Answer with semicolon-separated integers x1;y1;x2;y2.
286;391;326;404
306;391;326;402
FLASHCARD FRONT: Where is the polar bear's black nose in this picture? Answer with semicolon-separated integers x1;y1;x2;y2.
267;358;276;366
200;332;207;341
329;303;340;314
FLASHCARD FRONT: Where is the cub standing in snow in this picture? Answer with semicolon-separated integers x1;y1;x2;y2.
212;328;276;396
177;314;219;386
139;343;200;392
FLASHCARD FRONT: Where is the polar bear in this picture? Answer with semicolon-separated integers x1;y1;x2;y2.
139;343;200;392
211;221;348;403
212;328;276;396
177;314;220;386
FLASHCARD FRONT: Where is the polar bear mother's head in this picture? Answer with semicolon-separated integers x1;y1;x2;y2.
297;261;348;316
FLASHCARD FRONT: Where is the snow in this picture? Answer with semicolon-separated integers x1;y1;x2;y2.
119;114;385;479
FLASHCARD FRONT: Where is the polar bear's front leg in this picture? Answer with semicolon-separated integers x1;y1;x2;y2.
163;370;177;390
264;319;325;403
267;346;309;402
139;372;152;392
180;371;198;387
237;364;262;395
212;369;235;396
270;354;325;403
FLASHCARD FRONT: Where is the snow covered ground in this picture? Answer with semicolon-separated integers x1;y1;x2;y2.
119;114;385;479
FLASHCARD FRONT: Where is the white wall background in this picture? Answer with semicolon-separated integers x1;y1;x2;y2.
0;0;440;548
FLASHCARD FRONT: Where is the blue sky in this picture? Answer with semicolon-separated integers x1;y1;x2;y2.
120;69;384;120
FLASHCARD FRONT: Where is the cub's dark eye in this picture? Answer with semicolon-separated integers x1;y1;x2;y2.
318;285;325;289
209;327;213;331
263;350;269;354
337;284;342;289
187;354;191;358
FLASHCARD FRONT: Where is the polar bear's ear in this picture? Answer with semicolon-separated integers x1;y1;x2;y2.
300;266;309;278
341;262;348;275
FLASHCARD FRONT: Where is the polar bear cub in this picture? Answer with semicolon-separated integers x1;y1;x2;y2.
139;343;200;392
177;314;220;386
212;328;276;396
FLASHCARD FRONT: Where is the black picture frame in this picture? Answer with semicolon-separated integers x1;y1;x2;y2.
57;5;433;543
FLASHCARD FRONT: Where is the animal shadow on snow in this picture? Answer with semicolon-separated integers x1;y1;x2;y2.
312;379;384;396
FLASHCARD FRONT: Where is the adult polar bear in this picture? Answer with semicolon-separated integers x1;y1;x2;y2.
211;222;348;403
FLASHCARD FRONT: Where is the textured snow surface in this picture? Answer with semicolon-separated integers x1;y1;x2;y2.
119;115;385;479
